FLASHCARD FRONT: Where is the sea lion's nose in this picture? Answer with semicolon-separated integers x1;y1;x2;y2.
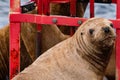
103;27;110;33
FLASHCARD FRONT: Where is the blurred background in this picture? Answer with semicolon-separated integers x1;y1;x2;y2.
0;0;116;28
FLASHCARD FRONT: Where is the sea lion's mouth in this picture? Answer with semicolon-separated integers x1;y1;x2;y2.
100;36;116;42
95;35;116;48
99;36;116;48
104;36;115;41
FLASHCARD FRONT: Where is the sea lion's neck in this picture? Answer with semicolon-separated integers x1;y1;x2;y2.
73;34;113;75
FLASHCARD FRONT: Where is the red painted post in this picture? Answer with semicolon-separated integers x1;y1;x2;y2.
36;0;43;56
70;0;76;35
43;0;50;15
10;0;21;79
70;0;76;17
116;0;120;79
90;0;94;17
116;29;120;80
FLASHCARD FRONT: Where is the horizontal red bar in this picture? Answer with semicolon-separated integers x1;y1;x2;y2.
10;14;120;28
10;14;86;26
51;0;117;3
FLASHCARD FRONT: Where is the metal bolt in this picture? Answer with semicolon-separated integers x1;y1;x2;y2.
52;18;57;24
78;20;82;25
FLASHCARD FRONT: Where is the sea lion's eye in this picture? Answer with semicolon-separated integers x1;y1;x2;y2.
110;23;113;28
89;29;94;35
81;32;83;35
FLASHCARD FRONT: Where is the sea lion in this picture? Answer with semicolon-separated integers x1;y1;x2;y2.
12;18;116;80
0;25;33;80
41;24;69;53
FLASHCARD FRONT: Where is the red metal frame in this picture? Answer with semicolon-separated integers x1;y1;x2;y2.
10;0;21;79
90;0;94;17
10;0;120;79
116;0;120;79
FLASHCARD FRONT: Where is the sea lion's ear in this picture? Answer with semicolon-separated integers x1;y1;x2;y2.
89;29;94;35
81;32;83;35
110;23;113;28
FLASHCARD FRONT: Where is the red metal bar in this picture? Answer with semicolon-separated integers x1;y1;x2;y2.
10;14;86;26
10;14;120;28
10;0;21;79
37;0;42;15
116;29;120;80
112;0;117;3
33;0;117;4
51;0;117;3
37;0;43;31
117;0;120;18
36;0;43;57
43;0;50;15
90;0;94;18
10;23;21;79
116;0;120;79
70;0;76;35
70;0;76;17
10;0;21;12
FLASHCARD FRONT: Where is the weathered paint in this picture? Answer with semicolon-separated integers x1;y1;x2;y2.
10;0;21;79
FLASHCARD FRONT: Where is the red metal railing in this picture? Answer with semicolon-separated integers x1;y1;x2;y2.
10;0;21;79
116;0;120;79
10;0;120;79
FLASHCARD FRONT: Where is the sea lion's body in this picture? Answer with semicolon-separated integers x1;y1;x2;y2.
0;25;33;80
12;18;116;80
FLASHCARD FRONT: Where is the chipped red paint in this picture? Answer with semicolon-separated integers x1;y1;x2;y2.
10;23;20;79
10;49;20;78
10;0;21;79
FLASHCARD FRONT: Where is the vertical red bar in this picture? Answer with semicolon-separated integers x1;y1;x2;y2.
70;0;76;35
116;0;120;79
10;0;21;79
117;0;120;18
90;0;94;18
37;0;42;15
70;0;76;17
43;0;50;15
36;0;43;55
116;29;120;80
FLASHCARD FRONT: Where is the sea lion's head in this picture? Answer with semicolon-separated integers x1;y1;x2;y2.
77;18;116;51
75;18;116;73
